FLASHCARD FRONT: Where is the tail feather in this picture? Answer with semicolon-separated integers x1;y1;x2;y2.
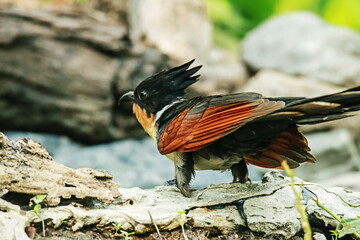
285;86;360;107
268;86;360;125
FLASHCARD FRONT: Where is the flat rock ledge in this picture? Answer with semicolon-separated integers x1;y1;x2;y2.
1;132;360;240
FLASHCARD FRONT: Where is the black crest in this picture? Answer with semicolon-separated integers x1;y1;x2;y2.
133;59;202;114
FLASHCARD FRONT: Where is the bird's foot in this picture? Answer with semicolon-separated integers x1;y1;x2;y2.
178;183;191;197
232;177;252;184
164;178;191;197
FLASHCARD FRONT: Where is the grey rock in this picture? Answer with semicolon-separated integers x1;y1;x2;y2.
245;186;301;238
318;171;360;192
188;206;246;234
242;12;360;86
313;232;327;240
240;70;345;98
128;0;212;62
293;128;360;182
306;184;360;227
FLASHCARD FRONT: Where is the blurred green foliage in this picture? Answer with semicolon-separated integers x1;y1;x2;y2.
206;0;360;50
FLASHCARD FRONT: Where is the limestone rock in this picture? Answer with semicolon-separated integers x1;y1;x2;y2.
242;12;360;86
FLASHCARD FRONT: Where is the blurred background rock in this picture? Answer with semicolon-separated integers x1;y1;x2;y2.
1;0;360;191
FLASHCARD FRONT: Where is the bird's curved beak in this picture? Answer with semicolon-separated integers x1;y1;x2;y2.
118;91;134;105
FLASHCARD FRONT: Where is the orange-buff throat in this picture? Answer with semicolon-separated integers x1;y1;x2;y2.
133;104;157;141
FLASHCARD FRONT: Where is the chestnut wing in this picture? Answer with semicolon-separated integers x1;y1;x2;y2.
157;94;285;154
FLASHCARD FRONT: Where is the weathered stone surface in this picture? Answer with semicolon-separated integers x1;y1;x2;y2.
0;8;173;143
242;12;360;86
318;171;360;192
128;0;212;62
187;206;245;234
245;186;302;238
0;199;29;240
0;132;120;206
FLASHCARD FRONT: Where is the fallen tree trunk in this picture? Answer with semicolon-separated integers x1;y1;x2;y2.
1;132;360;239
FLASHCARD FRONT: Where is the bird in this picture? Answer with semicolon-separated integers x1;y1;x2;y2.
118;59;360;197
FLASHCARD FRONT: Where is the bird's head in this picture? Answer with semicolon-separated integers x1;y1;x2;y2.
118;59;201;115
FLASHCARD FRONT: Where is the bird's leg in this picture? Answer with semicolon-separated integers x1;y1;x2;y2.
231;160;249;183
174;153;195;197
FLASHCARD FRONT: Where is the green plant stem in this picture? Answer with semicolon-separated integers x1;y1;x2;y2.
41;217;45;238
311;197;342;222
313;198;360;239
281;161;312;240
181;223;188;240
178;211;189;240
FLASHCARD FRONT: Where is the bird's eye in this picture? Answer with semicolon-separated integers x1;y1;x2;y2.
138;90;148;100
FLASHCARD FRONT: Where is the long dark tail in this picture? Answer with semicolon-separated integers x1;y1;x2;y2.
243;86;360;170
268;86;360;124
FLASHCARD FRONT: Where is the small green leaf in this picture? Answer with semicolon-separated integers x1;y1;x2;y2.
32;195;47;204
336;218;360;238
112;222;122;233
178;211;186;216
32;204;41;215
329;230;339;240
